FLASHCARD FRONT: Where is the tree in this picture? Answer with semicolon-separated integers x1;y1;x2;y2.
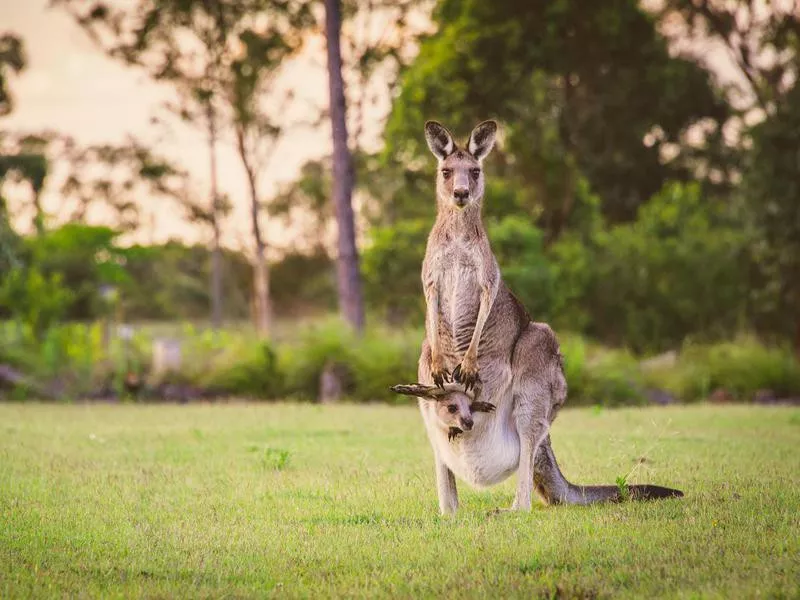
0;33;25;118
57;0;316;332
55;1;233;327
657;0;799;118
60;137;187;232
383;0;727;234
324;0;364;331
0;134;48;236
743;83;800;356
226;4;312;336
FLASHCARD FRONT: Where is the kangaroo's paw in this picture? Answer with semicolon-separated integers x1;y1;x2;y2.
452;358;480;392
431;356;451;388
470;401;496;413
431;368;451;389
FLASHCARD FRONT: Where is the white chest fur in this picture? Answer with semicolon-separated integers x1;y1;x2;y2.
419;391;520;488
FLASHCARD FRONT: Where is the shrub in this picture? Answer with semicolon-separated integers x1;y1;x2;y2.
202;342;284;398
643;338;800;402
559;334;645;406
278;319;422;402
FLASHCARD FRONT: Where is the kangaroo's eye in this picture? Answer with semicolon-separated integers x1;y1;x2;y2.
470;168;481;180
441;169;452;180
447;405;457;414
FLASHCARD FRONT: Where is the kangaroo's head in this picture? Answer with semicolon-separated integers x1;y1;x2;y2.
424;120;498;210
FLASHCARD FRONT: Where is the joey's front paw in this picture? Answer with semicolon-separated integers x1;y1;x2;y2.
452;357;479;392
470;401;496;414
431;356;451;388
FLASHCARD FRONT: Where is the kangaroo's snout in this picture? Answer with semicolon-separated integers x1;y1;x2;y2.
453;188;469;206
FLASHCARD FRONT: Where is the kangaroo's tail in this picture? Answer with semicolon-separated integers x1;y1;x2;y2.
533;438;683;505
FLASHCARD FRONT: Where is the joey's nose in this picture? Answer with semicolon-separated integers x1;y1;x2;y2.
453;188;469;205
462;418;473;430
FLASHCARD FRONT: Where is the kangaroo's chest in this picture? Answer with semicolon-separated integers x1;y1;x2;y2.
427;240;482;340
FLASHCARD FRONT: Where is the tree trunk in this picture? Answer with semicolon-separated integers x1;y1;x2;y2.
32;188;44;236
207;103;224;330
324;0;365;332
236;127;271;337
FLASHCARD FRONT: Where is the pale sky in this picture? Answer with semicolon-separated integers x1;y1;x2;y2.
0;0;392;255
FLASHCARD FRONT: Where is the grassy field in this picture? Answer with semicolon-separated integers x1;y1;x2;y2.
1;402;798;599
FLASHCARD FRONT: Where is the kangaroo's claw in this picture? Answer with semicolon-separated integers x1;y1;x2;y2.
432;368;451;389
448;427;463;442
452;362;480;392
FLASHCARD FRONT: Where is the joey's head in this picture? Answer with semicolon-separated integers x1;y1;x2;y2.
424;120;498;211
389;383;496;437
432;392;474;432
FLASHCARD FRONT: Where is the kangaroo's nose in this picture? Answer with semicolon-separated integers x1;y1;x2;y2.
453;188;469;204
462;417;473;430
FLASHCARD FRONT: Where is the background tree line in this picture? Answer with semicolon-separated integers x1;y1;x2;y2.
1;0;799;359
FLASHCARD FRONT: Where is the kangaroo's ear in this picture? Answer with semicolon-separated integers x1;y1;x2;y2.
390;383;447;399
467;120;498;162
424;121;455;160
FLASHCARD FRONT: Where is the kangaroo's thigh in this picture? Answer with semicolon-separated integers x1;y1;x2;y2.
511;322;567;423
509;323;566;509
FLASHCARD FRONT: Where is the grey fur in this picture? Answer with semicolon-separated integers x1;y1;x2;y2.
403;120;683;515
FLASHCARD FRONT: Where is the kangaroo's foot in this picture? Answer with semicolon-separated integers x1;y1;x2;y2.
452;355;480;391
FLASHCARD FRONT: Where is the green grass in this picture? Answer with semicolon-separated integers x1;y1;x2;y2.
1;403;798;599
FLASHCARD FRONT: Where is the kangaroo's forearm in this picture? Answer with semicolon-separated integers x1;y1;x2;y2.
464;281;497;360
424;282;441;356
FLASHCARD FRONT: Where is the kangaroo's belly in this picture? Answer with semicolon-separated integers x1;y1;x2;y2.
423;399;520;488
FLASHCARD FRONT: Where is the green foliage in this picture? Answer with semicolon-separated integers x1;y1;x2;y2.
743;83;800;346
3;224;128;322
643;338;800;402
585;182;749;352
361;219;428;323
0;269;73;337
269;250;337;318
559;334;645;407
384;0;727;230
488;215;557;321
278;319;421;403
202;342;283;399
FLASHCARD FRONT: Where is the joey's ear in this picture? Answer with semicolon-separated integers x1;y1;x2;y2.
424;121;455;160
467;120;498;161
390;383;451;400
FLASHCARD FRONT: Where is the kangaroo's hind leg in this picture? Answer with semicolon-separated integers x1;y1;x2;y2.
509;323;567;511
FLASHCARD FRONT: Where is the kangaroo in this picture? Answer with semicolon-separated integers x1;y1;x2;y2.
403;119;683;515
390;383;496;441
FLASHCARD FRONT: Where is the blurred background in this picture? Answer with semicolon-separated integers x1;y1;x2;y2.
1;0;799;406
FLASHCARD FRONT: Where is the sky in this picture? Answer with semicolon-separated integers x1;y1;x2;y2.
0;0;385;254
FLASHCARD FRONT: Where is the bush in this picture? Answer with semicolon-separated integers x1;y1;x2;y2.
584;182;749;352
642;338;800;402
202;342;283;398
559;334;645;406
278;319;421;402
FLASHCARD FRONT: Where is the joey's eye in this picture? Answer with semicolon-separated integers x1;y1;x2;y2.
470;168;481;180
441;169;452;180
447;405;457;414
